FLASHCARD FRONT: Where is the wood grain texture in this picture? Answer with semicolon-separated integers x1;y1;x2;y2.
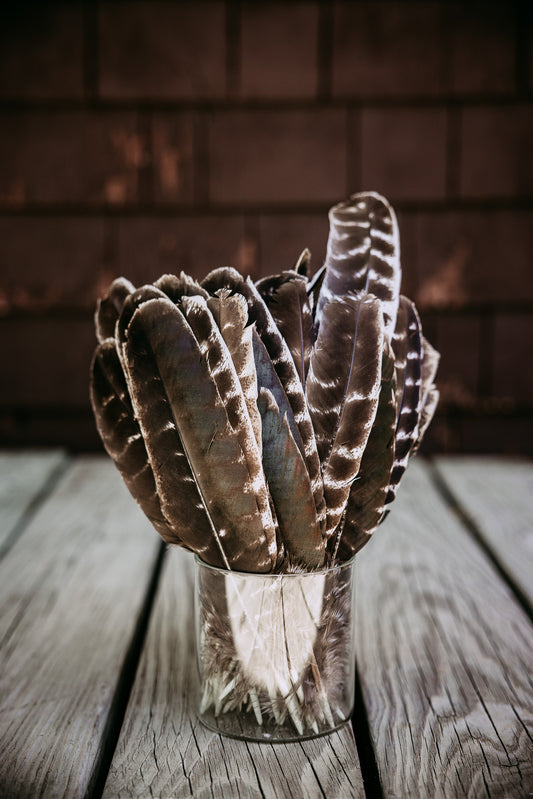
0;457;161;799
356;460;533;798
434;456;533;613
0;449;67;554
104;547;364;799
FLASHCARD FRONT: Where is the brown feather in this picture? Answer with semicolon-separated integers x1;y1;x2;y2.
306;295;384;538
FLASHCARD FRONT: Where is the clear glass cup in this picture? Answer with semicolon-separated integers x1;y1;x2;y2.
194;556;356;743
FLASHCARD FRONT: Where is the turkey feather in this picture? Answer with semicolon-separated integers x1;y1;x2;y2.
95;276;135;343
124;297;276;572
179;294;276;557
316;192;401;342
333;339;396;560
306;295;383;538
256;270;313;387
202;267;326;534
386;297;422;503
90;338;183;547
155;271;209;302
257;388;324;570
207;289;262;451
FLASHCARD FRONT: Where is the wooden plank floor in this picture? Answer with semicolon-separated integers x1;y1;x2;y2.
0;457;161;798
0;449;67;556
434;456;533;612
0;452;532;798
356;460;533;798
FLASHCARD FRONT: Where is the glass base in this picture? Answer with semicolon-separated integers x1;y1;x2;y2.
199;710;351;744
194;556;356;743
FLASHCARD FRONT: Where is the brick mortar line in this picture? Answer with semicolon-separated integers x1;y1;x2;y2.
0;199;532;216
0;96;531;113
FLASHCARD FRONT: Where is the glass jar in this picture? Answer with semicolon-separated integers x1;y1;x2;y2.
194;556;356;742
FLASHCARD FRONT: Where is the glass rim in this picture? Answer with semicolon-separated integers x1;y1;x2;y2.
193;552;356;578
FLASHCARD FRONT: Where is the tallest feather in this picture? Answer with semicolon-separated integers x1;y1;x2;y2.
315;191;401;342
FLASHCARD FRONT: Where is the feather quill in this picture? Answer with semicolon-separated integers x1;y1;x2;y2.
306;295;384;538
386;296;422;504
294;248;311;277
90;339;183;547
306;264;326;320
257;388;324;569
332;339;396;560
315;191;401;341
95;276;135;343
124;297;276;572
256;270;314;387
202;267;326;534
207;289;262;451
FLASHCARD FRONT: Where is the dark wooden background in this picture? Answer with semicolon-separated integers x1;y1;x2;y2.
0;0;532;454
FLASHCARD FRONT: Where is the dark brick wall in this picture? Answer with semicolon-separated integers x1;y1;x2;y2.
0;0;532;454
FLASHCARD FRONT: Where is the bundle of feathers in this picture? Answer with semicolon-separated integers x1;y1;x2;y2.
90;191;439;736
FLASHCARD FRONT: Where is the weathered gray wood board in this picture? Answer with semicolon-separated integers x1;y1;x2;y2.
104;547;364;799
0;449;67;554
434;456;533;611
0;456;161;799
356;461;533;798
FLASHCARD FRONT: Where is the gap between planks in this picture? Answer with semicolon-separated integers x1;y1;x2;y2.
428;457;533;626
88;540;166;799
0;449;70;560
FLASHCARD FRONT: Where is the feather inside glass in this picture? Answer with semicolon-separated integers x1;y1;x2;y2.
89;192;439;739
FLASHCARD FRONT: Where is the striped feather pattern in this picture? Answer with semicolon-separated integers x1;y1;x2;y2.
332;338;396;560
179;295;277;557
256;270;314;387
202;267;326;535
207;289;262;450
316;191;401;342
306;295;384;538
90;191;439;570
90;338;183;547
386;296;422;504
124;297;276;572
